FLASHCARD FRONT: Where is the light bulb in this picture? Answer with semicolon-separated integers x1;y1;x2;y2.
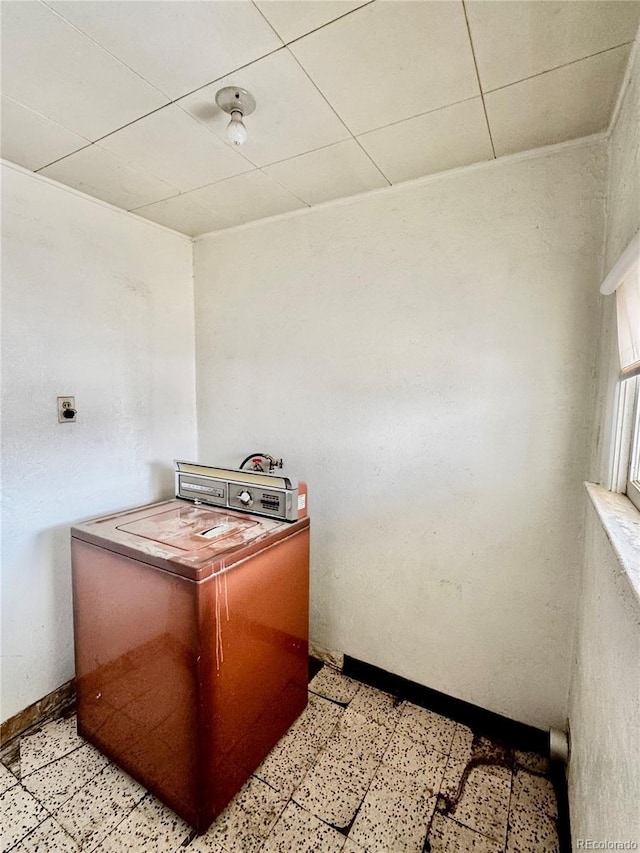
227;111;247;146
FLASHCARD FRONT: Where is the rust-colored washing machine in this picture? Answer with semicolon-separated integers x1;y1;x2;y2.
71;462;309;833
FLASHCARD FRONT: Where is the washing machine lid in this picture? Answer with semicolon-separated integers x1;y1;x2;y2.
70;499;308;581
116;506;259;552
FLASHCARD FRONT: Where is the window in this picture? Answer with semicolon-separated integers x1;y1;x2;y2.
601;230;640;507
628;383;640;512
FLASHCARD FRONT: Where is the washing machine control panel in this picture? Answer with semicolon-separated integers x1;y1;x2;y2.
175;462;306;522
229;486;283;517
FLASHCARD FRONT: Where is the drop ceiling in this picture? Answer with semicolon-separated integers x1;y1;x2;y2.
1;0;638;237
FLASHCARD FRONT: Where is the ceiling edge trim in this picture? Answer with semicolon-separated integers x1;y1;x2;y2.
193;131;607;242
0;157;193;243
606;27;639;141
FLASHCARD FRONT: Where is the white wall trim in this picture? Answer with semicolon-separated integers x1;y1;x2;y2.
193;132;606;242
0;158;193;243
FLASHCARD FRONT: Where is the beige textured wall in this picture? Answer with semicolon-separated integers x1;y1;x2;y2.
194;138;605;730
568;43;640;842
1;165;197;722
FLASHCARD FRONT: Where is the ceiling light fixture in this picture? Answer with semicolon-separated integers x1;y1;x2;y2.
215;86;256;147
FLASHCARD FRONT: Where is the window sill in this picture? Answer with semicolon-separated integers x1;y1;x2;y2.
585;482;640;605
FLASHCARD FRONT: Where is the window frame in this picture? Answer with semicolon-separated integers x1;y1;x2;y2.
602;230;639;504
627;380;640;512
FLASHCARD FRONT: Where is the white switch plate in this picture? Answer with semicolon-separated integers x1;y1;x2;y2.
57;396;76;423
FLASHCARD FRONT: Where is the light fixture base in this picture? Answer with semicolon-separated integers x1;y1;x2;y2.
215;87;256;117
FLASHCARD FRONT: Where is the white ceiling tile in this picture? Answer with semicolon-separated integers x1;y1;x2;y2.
485;45;631;157
466;0;640;93
40;145;178;210
0;1;168;140
289;0;479;135
254;1;369;44
131;193;223;237
98;105;253;192
0;96;89;171
3;0;631;226
183;169;307;229
358;99;494;184
263;139;387;205
134;170;306;236
48;0;282;100
178;48;350;167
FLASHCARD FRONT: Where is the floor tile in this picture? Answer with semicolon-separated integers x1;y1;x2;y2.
347;684;403;729
54;762;147;850
370;762;436;802
470;736;514;769
3;752;21;781
21;743;109;811
10;816;81;853
253;727;319;798
382;732;447;794
449;727;513;771
189;776;286;853
289;694;345;746
0;783;49;852
427;813;503;853
448;724;474;762
511;769;558;819
293;757;370;829
327;708;395;767
440;754;512;806
0;762;19;795
348;764;437;852
19;717;84;776
183;838;224;853
438;764;511;844
351;802;436;853
94;793;191;852
293;707;396;825
0;676;565;853
223;775;288;840
394;704;456;755
514;750;550;775
308;666;361;704
506;804;560;853
438;757;468;805
254;697;343;798
260;801;345;853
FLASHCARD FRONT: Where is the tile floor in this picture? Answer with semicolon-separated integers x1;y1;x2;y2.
0;666;560;853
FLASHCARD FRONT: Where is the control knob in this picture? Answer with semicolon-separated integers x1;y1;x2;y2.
238;489;253;507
